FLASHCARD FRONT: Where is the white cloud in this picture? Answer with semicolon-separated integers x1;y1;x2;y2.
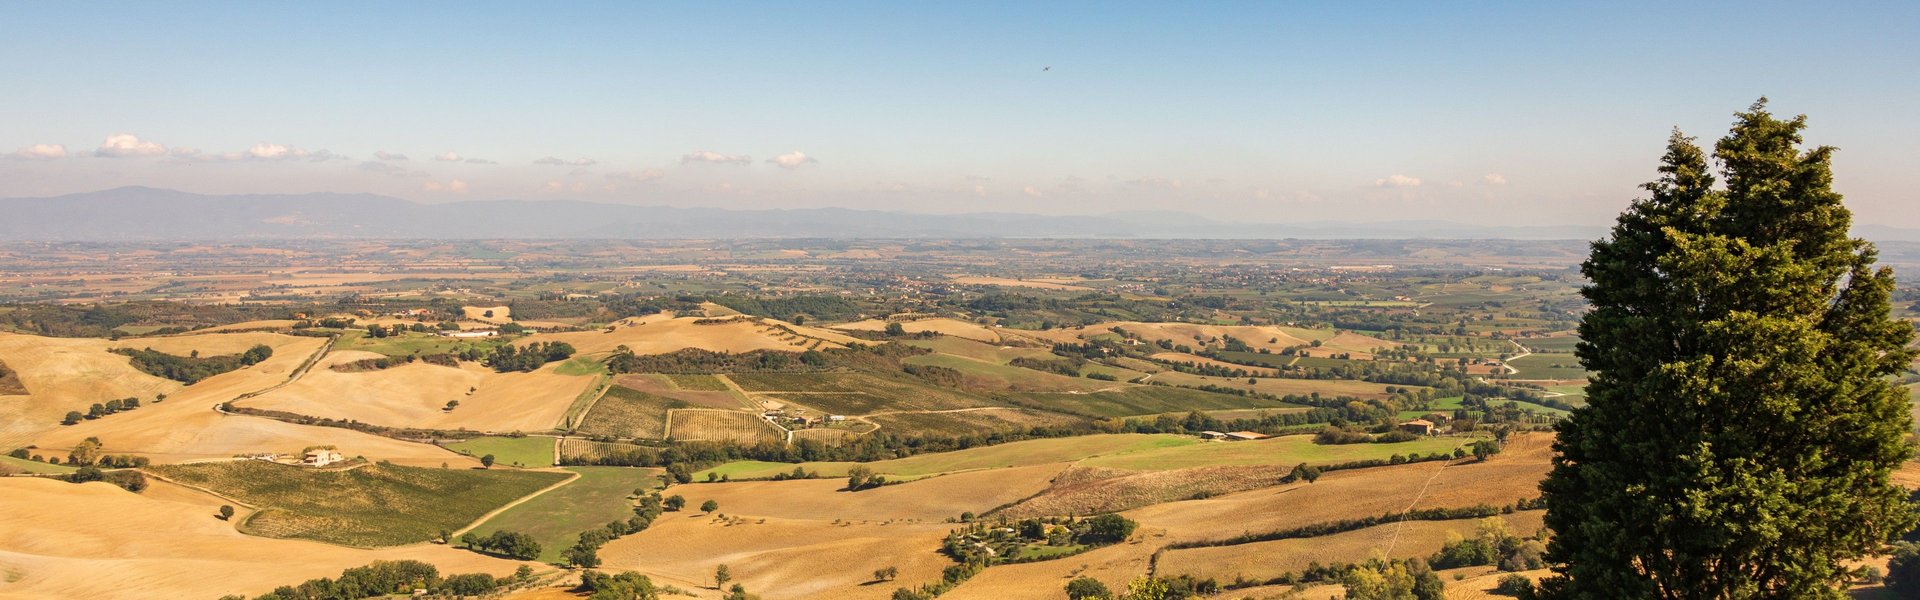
681;150;751;165
435;151;463;162
423;179;469;193
534;156;597;167
11;143;67;160
221;143;340;162
94;134;167;157
768;151;817;169
374;151;409;161
1022;185;1043;197
607;169;665;183
170;147;202;159
1374;174;1422;188
1482;173;1508;186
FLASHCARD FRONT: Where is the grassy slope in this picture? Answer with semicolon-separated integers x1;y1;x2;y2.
150;461;569;547
697;434;1195;480
470;466;664;562
577;386;685;439
1076;434;1471;471
1503;353;1590;379
0;454;78;474
445;436;555;468
1001;385;1298;418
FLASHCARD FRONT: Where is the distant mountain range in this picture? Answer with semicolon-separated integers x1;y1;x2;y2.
4;187;1918;242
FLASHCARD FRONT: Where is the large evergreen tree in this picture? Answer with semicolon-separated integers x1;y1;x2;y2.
1538;100;1916;598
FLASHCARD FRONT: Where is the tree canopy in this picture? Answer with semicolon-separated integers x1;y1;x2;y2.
1538;100;1917;598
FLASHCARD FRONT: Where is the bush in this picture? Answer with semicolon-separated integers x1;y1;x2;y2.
1494;573;1535;597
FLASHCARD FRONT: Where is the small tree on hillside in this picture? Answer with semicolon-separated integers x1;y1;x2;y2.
219;505;235;521
700;499;719;514
665;495;686;511
480;454;495;469
714;564;731;588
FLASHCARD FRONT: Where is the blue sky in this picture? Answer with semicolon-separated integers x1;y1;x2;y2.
2;1;1916;227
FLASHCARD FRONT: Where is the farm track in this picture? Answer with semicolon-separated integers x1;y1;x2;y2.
449;468;582;538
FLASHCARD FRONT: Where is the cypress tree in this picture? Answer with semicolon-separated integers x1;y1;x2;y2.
1538;100;1917;598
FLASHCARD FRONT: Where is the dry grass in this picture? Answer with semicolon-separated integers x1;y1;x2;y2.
243;350;590;432
524;314;859;356
462;305;513;323
0;332;181;448
948;276;1094;291
832;318;1003;343
0;477;533;600
1156;511;1546;583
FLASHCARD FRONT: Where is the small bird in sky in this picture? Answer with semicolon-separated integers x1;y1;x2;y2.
1043;66;1050;71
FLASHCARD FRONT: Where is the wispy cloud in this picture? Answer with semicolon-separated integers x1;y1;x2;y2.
217;143;340;162
94;134;167;157
10;143;67;160
373;151;409;161
1482;173;1508;186
1022;185;1043;197
358;161;426;177
534;156;597;167
422;179;469;193
434;151;463;162
607;169;665;183
1374;174;1422;188
768;151;817;169
1128;176;1182;189
682;150;751;165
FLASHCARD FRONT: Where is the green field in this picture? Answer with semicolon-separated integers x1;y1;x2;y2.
470;466;664;562
0;454;77;474
664;373;731;391
1545;384;1588;405
901;337;1054;364
1503;354;1591;380
577;386;686;439
1519;336;1582;353
554;356;608;376
1000;385;1297;418
445;436;554;468
1396;396;1466;420
1076;434;1470;471
901;353;1106;392
332;330;504;358
696;433;1197;480
150;461;570;547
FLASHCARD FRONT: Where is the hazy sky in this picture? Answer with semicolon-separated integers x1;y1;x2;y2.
2;2;1916;227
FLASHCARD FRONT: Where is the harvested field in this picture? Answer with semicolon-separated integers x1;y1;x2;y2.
0;477;532;600
236;350;593;433
1076;433;1468;471
1123;433;1553;543
1156;511;1546;583
949;276;1093;291
577;385;685;439
522;315;859;356
470;466;664;562
463;305;513;323
668;409;781;443
667;462;1065;522
0;332;182;448
696;434;1192;480
833;317;1003;343
994;464;1291;518
23;334;468;467
148;461;571;547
